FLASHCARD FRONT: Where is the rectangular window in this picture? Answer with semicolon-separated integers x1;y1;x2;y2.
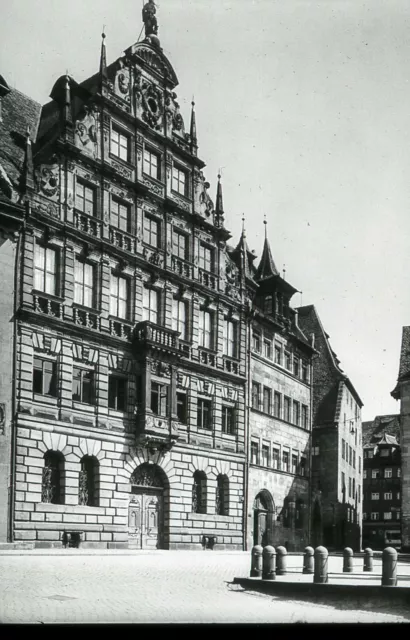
263;387;272;414
371;492;379;500
197;397;212;429
398;468;401;478
252;382;260;410
264;295;273;315
198;243;213;273
349;476;352;498
341;439;345;460
291;454;298;475
111;198;130;232
368;450;374;458
222;405;235;435
301;404;309;429
359;456;361;474
75;180;95;216
302;361;309;382
272;447;280;470
33;358;57;397
371;512;379;521
274;344;282;365
176;392;188;424
142;288;160;324
264;339;272;359
282;450;289;473
380;448;389;457
349;446;352;466
172;229;188;260
34;244;58;295
151;382;169;417
363;469;367;479
198;309;212;349
72;367;94;404
252;332;261;353
223;319;237;358
384;492;392;501
262;445;269;467
372;469;380;479
353;450;356;470
293;356;300;377
110;274;128;319
312;446;320;456
293;400;300;426
108;375;127;411
172;298;187;341
284;351;292;370
384;512;393;520
385;468;392;478
74;259;94;308
397;492;401;500
396;509;401;519
251;442;259;465
341;471;346;492
353;478;356;498
111;126;129;162
143;214;160;248
273;392;281;419
358;485;361;503
284;396;291;422
172;165;187;196
300;456;306;476
143;147;160;179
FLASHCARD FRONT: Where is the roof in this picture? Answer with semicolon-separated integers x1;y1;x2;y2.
362;414;400;447
0;86;41;201
391;326;410;398
255;235;279;280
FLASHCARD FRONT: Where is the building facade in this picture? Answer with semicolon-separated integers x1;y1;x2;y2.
362;415;401;550
297;305;363;550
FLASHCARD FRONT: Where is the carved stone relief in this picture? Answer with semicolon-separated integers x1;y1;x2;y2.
74;106;98;157
164;90;185;136
35;160;60;200
195;171;214;220
114;59;131;103
139;81;164;130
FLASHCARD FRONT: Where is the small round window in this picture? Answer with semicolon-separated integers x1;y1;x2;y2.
148;98;158;113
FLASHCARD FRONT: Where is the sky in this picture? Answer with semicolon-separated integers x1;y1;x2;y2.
1;0;410;421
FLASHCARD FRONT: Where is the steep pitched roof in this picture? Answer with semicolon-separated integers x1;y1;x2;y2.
362;414;400;447
391;326;410;398
255;236;279;280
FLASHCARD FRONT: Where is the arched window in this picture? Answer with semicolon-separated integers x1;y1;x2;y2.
79;456;99;506
42;451;64;504
192;471;207;514
216;474;229;515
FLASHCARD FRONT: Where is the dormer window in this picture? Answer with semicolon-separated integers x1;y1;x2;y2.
264;295;273;315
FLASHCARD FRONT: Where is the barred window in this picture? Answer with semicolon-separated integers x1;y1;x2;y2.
79;455;99;506
216;474;229;516
42;451;64;504
192;471;207;514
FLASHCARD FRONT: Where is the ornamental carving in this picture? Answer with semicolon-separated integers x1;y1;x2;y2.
142;177;164;197
142;246;163;266
195;172;214;220
164;90;185;135
171;194;190;212
131;463;165;488
35;161;59;199
140;81;164;130
111;159;133;180
74;105;98;157
151;360;171;377
115;59;131;102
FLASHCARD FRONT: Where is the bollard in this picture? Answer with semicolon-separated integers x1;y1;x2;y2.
382;546;398;587
363;548;374;572
276;546;287;576
343;547;354;573
314;546;329;584
303;546;314;574
250;545;263;578
262;545;276;580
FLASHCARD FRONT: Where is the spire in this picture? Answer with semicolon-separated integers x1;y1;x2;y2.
63;74;72;126
214;172;225;229
99;30;108;85
230;216;257;284
255;217;279;280
20;125;35;196
190;99;197;146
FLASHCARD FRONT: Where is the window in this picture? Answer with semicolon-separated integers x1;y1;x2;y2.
34;244;58;295
301;405;309;429
398;468;401;478
252;382;260;410
262;445;269;467
274;344;282;365
198;243;213;273
176;392;188;424
341;471;346;493
151;382;169;417
397;492;401;500
73;367;94;404
252;332;261;353
371;512;379;521
251;442;259;465
172;299;188;341
198;309;212;349
74;259;94;308
284;351;291;370
363;469;368;479
111;126;129;162
108;375;127;411
216;475;229;516
380;448;389;457
264;295;273;315
142;287;160;324
110;274;128;319
359;456;361;474
42;451;64;504
75;180;95;215
396;509;401;519
264;339;272;359
222;405;235;435
143;147;160;179
358;485;361;503
143;214;160;248
111;198;130;232
353;478;356;498
384;492;392;501
372;468;380;479
273;392;281;419
79;456;99;507
263;387;272;414
312;446;320;456
33;358;57;397
282;450;289;473
384;512;392;520
348;476;352;498
272;447;280;470
293;356;300;377
371;492;379;501
353;450;356;470
172;165;187;196
341;439;345;460
293;400;300;426
223;319;237;358
197;397;212;429
172;229;188;260
192;471;207;514
284;396;291;422
349;446;352;466
385;468;392;478
302;361;309;382
291;454;298;475
299;456;306;476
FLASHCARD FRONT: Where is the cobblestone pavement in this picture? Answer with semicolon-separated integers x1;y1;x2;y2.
0;551;409;624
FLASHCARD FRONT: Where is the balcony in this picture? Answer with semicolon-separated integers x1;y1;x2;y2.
109;227;136;253
133;321;180;353
171;256;193;279
73;306;101;331
74;211;102;238
223;357;240;375
109;318;133;340
198;269;217;290
33;292;63;319
198;348;216;368
136;412;179;450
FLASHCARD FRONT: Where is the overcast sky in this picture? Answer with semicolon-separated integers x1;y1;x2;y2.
2;0;410;421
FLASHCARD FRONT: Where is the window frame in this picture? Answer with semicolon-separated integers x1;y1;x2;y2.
110;273;129;320
111;197;131;233
72;366;95;405
33;357;57;397
223;318;237;359
74;258;95;309
143;146;160;180
221;405;235;435
198;242;214;273
142;287;160;325
143;213;161;248
108;374;127;412
111;125;130;163
75;179;96;216
172;228;189;261
34;243;59;296
172;164;188;196
198;308;213;350
197;397;212;430
172;297;188;341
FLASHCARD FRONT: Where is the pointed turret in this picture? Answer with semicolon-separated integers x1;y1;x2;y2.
230;217;257;285
214;173;225;228
99;31;108;87
20;125;35;196
190;99;197;148
255;218;279;280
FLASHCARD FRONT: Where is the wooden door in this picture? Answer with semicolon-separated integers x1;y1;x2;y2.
128;490;162;549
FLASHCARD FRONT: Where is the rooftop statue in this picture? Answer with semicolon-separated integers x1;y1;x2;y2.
142;0;158;37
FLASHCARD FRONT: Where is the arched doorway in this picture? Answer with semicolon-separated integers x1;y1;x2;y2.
129;463;168;550
253;490;274;547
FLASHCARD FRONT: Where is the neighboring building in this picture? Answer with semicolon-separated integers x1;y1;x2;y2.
362;415;401;550
392;326;410;551
297;305;363;550
246;226;316;551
